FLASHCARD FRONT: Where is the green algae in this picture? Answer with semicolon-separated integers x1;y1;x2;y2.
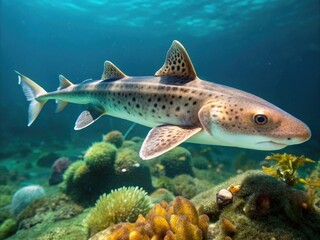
192;170;320;240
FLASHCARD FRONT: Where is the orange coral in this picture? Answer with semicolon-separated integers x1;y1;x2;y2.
99;196;209;240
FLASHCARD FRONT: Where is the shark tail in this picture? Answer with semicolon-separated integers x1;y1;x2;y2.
16;71;48;126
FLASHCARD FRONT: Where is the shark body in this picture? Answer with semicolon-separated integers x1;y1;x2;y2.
17;40;311;159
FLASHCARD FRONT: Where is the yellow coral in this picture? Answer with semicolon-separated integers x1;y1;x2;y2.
93;196;209;240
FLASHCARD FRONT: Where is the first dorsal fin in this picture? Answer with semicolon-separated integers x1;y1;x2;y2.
155;40;197;80
101;61;127;80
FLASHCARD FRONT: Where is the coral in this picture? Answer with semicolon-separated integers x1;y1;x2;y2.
149;188;175;204
7;196;87;240
62;160;101;206
85;186;153;237
10;185;45;216
172;175;212;199
232;152;257;173
121;140;140;151
262;153;320;187
192;156;210;170
308;161;320;207
49;157;71;185
103;130;124;148
114;148;141;174
63;142;153;206
17;193;83;230
112;148;154;193
0;218;17;239
154;146;193;178
154;174;213;199
36;152;60;167
0;193;11;209
84;142;117;173
192;170;320;240
90;196;209;240
63;160;84;188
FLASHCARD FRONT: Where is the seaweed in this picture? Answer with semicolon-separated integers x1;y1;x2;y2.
262;153;320;187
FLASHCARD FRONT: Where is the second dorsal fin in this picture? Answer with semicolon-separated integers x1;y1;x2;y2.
101;61;127;80
155;40;197;80
58;75;73;90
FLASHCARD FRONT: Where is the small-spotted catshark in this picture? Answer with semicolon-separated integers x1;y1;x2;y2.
17;40;311;159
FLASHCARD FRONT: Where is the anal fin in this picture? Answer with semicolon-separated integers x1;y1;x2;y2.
74;105;105;130
140;125;202;160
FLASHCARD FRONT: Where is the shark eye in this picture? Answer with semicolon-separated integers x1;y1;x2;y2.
254;114;268;125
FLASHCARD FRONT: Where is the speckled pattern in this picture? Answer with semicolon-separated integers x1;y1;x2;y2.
18;40;311;159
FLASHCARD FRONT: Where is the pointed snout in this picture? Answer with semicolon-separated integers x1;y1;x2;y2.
295;123;311;142
280;117;311;145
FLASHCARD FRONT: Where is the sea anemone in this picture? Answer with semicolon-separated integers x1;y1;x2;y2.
85;186;153;237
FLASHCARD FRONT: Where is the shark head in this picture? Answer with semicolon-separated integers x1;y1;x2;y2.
198;96;311;150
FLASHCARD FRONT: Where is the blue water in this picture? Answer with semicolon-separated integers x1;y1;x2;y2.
1;0;319;156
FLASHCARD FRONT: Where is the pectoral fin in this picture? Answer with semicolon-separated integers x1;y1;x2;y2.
140;125;202;160
74;106;105;130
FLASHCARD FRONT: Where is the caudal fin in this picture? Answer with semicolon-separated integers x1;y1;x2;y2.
16;71;48;126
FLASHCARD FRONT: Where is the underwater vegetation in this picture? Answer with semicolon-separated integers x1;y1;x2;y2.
0;218;17;240
262;153;320;187
85;186;153;237
90;196;209;240
153;147;194;178
192;170;320;240
7;193;87;240
62;131;153;206
153;174;213;199
103;131;124;148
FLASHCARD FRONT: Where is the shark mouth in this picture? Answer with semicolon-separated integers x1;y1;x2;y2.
256;140;287;149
